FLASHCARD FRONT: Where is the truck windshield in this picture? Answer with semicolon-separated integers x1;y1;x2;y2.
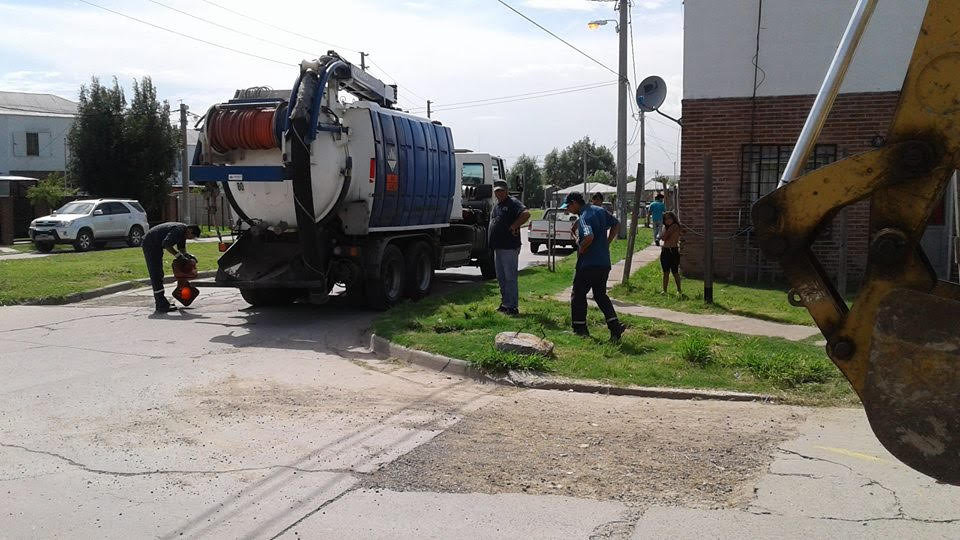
462;163;484;186
55;202;93;215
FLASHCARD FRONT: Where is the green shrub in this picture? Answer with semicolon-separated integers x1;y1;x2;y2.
738;350;835;388
675;332;713;367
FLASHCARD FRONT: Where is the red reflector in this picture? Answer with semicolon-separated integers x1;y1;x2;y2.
369;158;376;183
386;173;399;192
173;282;199;307
218;242;230;252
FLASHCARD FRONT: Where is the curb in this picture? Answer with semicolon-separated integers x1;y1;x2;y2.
369;334;778;403
370;335;493;383
20;270;218;306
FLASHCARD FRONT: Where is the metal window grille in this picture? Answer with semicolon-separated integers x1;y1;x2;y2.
25;133;40;156
741;144;838;201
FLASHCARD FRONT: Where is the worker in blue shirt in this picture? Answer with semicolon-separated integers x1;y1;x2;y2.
563;192;627;341
648;193;666;246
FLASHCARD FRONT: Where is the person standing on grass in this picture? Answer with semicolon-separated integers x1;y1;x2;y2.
659;211;682;295
564;192;627;342
489;180;530;316
142;222;200;313
648;193;666;246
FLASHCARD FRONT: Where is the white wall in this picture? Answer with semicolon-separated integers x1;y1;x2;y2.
684;0;928;100
0;114;73;175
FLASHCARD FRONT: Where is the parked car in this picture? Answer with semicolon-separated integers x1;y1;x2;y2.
28;199;149;252
528;208;578;254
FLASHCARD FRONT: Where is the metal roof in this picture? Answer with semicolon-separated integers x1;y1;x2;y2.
0;91;77;117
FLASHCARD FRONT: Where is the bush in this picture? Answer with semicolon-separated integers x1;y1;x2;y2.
675;332;713;367
738;350;835;388
26;174;75;209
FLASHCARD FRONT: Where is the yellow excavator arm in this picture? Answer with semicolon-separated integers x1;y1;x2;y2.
753;0;960;485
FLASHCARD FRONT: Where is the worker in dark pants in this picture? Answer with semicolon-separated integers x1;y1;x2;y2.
142;223;201;313
564;192;627;342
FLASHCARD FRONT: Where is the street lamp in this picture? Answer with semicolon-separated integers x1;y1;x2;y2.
587;19;619;32
587;6;629;238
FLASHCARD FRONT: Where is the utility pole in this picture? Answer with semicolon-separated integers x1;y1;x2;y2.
582;150;587;195
360;52;367;71
622;110;644;284
427;100;432;119
180;103;190;224
615;0;629;238
704;155;714;304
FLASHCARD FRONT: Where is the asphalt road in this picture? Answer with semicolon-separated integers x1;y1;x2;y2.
1;230;957;538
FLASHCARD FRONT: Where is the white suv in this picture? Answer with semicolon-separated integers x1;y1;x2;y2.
29;199;150;252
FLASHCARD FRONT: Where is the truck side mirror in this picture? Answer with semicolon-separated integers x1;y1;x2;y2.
475;184;493;199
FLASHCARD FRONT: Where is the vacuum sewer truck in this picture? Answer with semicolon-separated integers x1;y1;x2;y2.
190;52;514;309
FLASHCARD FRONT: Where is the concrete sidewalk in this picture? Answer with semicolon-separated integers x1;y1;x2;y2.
557;244;821;342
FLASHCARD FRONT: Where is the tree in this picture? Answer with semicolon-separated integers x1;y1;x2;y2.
587;170;613;186
542;136;615;189
509;154;544;208
68;77;127;196
68;76;179;219
126;77;178;217
26;173;75;210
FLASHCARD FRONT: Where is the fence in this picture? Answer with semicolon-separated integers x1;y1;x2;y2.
165;192;235;228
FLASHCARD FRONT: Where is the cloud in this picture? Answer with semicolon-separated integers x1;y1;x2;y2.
0;0;684;178
521;0;603;11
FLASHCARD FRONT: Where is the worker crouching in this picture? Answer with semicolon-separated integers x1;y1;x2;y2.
142;222;201;313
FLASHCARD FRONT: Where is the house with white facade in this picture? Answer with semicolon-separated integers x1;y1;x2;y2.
0;92;77;243
0;91;76;178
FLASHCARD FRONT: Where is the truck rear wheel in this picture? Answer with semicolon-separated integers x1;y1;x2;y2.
405;241;434;300
366;244;406;310
240;288;301;307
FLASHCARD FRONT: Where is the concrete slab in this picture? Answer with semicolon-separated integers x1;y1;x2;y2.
0;288;503;537
633;507;960;540
1;444;358;539
286;489;630;539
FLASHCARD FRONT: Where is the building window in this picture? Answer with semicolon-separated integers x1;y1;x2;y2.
25;132;40;156
741;144;837;201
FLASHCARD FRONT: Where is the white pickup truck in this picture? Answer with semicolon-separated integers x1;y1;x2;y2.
527;208;578;254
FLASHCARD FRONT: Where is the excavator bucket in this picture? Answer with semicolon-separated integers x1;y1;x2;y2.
752;0;960;484
863;289;960;485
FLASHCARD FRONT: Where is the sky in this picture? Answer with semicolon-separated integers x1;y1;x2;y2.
0;0;684;180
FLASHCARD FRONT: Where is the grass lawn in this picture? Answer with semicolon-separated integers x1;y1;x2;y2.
0;242;223;305
528;208;546;221
610;260;819;326
374;230;854;405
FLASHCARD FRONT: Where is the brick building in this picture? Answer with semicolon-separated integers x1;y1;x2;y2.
679;0;956;285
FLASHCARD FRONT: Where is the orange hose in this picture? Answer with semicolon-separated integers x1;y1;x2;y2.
206;107;279;153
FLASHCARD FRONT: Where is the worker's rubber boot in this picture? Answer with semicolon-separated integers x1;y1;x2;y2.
608;320;627;342
155;300;177;313
572;324;590;337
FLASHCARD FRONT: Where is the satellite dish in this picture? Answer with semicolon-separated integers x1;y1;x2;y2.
636;75;667;113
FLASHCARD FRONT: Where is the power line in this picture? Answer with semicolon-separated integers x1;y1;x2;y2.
147;0;320;58
409;80;617;111
366;59;427;103
199;0;359;53
426;82;617;113
75;0;294;67
196;1;425;106
495;0;620;78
